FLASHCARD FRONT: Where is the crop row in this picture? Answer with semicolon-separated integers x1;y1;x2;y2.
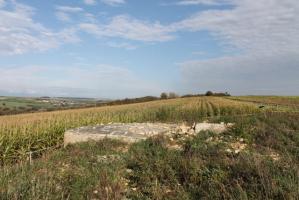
0;97;261;165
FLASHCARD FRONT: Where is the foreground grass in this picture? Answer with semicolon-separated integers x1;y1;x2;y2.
0;139;128;200
1;112;298;199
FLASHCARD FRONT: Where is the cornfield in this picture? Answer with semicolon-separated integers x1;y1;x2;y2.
0;97;265;164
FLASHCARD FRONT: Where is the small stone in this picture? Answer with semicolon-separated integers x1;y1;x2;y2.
166;189;172;193
230;142;247;153
226;149;233;153
180;124;189;133
188;129;195;135
167;144;182;151
195;122;233;134
269;152;280;161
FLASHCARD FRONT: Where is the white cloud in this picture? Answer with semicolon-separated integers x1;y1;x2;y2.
84;0;97;5
0;65;161;98
55;28;81;43
0;1;80;55
55;6;83;22
1;0;298;95
173;0;299;94
174;0;299;55
79;15;175;42
77;0;299;51
56;6;83;12
0;0;5;8
100;0;125;6
84;13;97;22
176;0;230;6
107;42;137;50
179;53;299;95
55;12;71;22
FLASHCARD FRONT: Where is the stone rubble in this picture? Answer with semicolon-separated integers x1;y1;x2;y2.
64;122;233;147
195;121;234;134
229;141;247;154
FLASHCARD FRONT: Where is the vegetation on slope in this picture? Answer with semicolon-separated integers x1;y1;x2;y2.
0;96;101;116
228;96;299;110
0;112;298;199
0;97;263;165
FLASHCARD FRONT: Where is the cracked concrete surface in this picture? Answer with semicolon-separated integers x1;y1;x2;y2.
64;122;233;146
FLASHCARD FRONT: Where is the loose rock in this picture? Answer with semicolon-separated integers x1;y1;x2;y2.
64;122;233;146
195;122;233;134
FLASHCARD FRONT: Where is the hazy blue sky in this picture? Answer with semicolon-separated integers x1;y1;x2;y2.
0;0;298;98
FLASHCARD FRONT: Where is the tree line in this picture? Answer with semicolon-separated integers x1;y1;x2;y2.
100;91;231;106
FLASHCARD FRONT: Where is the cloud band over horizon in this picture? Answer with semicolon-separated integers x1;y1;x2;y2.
0;0;298;98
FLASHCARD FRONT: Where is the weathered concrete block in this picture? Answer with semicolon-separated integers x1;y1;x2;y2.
64;122;233;147
64;123;178;147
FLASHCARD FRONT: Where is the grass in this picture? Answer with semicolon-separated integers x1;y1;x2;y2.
0;97;265;165
228;96;299;110
0;112;298;199
0;96;99;116
0;97;54;110
125;112;299;199
0;139;128;200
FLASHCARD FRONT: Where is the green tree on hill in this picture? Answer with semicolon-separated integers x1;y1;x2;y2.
160;92;168;99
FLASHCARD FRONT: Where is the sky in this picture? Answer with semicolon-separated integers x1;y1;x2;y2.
0;0;298;98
